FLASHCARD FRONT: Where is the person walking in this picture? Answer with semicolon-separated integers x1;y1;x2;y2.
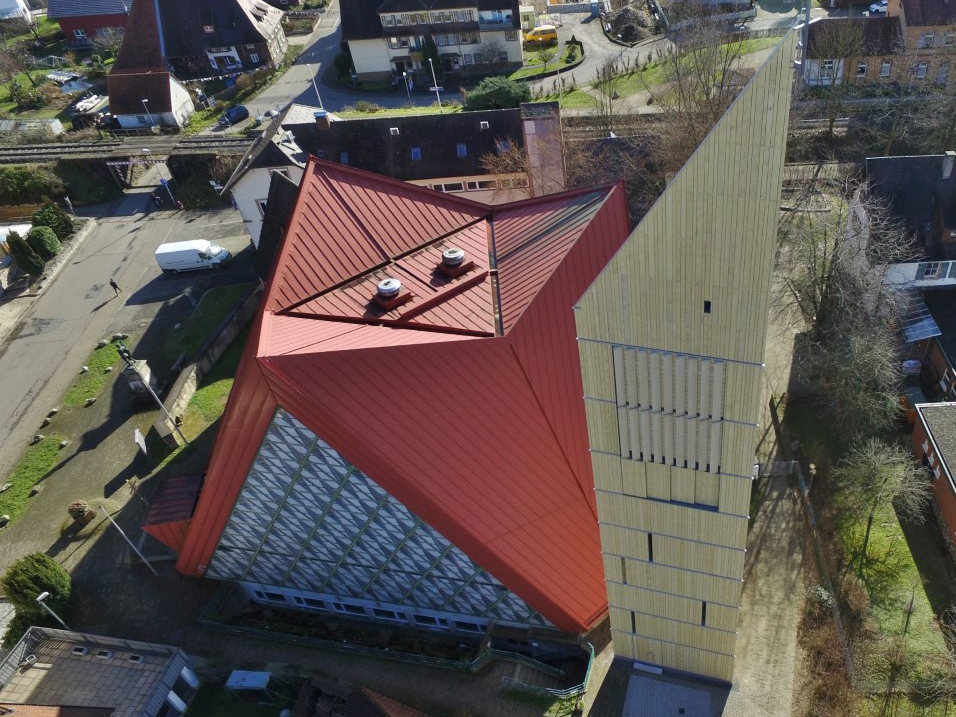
109;279;121;295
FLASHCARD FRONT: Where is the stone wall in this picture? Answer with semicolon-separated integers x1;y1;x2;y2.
155;284;262;444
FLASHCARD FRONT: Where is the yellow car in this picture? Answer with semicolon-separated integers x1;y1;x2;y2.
524;25;558;44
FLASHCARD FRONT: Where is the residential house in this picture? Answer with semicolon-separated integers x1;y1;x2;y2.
895;0;956;85
141;35;795;684
342;0;523;81
47;0;131;49
106;0;193;128
157;0;288;77
912;403;956;559
0;0;30;22
226;103;563;247
803;16;904;85
803;0;956;86
0;626;199;716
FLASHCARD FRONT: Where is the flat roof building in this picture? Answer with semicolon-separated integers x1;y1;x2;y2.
0;627;198;717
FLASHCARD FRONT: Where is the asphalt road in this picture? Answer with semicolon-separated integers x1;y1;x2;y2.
0;178;254;484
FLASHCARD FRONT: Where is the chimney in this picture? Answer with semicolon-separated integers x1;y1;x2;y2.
314;109;330;131
944;150;956;179
437;247;475;278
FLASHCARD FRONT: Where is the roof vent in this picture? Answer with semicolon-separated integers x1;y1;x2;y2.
390;127;400;136
128;654;144;663
95;650;113;659
438;247;476;278
479;121;490;130
377;277;402;297
442;247;465;267
372;276;412;311
71;646;88;656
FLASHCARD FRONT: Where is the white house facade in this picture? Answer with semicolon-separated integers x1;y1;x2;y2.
343;0;523;81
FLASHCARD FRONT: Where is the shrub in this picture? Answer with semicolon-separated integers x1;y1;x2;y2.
1;612;33;649
32;201;72;240
1;553;74;620
234;73;254;92
67;500;90;520
5;230;45;277
462;76;530;111
348;100;384;113
27;225;60;261
0;165;63;204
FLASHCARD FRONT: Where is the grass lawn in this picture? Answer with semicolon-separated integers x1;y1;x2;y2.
834;495;948;683
530;88;594;109
737;37;782;55
180;325;250;437
336;103;461;118
0;436;64;524
2;15;59;46
164;283;252;362
62;341;120;408
509;45;582;81
185;684;292;716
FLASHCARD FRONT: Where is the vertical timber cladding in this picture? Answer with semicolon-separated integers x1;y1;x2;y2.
575;34;797;682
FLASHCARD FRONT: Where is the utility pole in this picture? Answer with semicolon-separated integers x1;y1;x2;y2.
98;505;159;576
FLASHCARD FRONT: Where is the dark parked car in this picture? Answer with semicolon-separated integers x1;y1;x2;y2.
218;105;250;126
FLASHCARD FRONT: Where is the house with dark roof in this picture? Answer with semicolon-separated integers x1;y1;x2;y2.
0;627;199;717
157;0;288;77
342;0;522;81
47;0;130;49
106;0;194;128
803;16;904;85
912;403;956;560
226;103;564;247
869;151;956;262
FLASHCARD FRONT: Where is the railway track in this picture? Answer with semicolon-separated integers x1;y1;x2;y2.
0;135;253;164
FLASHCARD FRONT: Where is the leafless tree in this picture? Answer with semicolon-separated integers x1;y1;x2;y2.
644;18;746;175
591;57;624;136
834;439;931;573
92;27;124;58
479;139;534;199
804;21;866;141
476;37;505;66
0;17;39;45
775;178;916;436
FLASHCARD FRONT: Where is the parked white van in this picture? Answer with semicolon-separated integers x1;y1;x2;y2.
155;240;231;274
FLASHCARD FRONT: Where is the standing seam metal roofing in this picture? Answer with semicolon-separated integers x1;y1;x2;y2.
175;158;631;631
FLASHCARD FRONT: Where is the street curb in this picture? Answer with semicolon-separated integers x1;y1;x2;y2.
0;217;97;349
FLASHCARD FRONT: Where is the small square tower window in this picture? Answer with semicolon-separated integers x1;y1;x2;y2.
704;301;712;313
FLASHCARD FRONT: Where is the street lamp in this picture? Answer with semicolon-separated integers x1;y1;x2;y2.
141;99;155;128
116;343;189;445
36;592;70;631
402;71;411;104
427;58;442;112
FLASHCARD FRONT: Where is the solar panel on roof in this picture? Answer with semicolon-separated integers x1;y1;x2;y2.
902;292;942;342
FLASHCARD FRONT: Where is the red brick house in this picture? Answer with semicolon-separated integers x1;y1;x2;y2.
47;0;131;49
913;403;956;558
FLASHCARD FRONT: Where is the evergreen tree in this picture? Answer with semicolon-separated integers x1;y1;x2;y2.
422;35;441;79
6;230;45;277
27;225;60;261
1;553;74;619
31;201;72;240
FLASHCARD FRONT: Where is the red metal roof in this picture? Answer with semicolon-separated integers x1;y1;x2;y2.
175;159;632;632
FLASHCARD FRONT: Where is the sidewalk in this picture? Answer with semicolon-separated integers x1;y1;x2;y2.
0;218;97;349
